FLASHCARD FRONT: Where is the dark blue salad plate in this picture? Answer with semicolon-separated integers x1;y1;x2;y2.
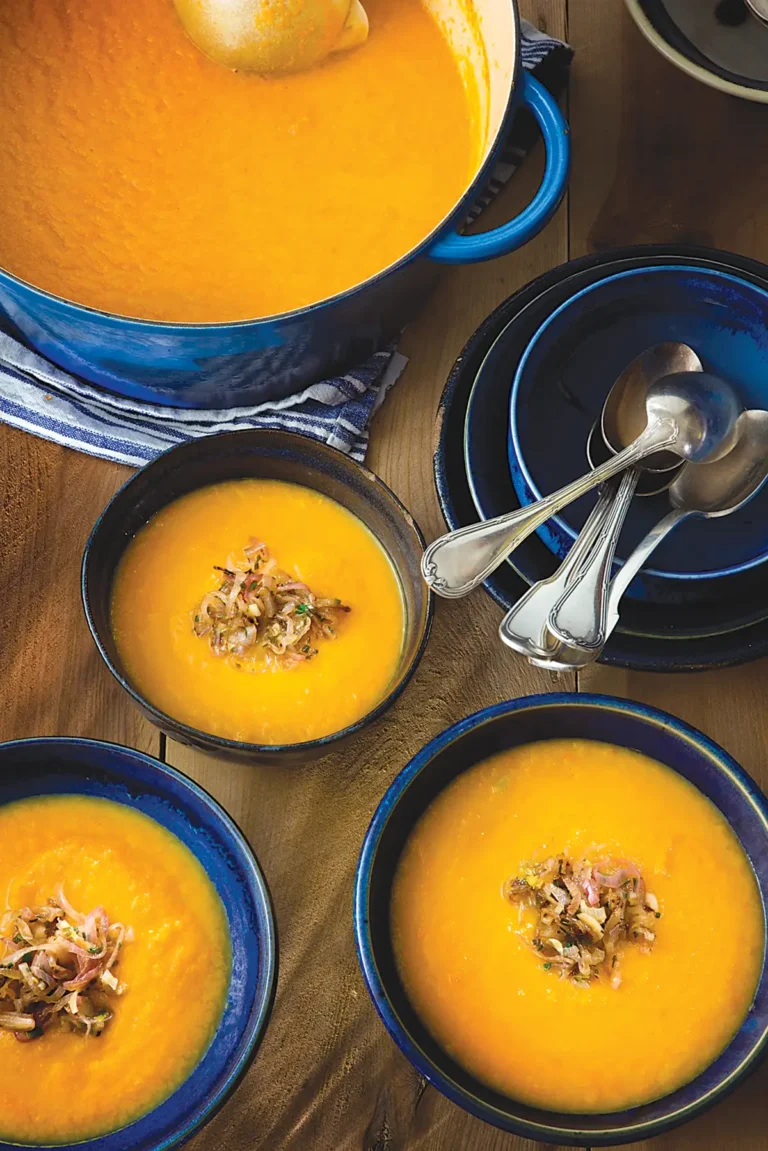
508;265;768;597
435;244;768;671
353;693;768;1146
0;737;277;1151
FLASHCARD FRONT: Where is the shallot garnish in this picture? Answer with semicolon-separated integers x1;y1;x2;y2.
504;855;660;989
0;894;131;1040
193;539;351;666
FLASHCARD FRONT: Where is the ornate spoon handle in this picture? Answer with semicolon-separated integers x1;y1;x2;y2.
548;468;640;651
498;477;622;659
421;419;678;598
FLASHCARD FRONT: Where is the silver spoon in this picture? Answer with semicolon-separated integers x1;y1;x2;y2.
586;419;680;496
545;467;640;652
532;409;768;668
422;369;741;599
601;342;703;472
499;344;699;657
541;346;703;654
498;474;625;661
173;0;369;73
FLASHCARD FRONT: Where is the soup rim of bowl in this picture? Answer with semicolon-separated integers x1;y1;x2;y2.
353;692;768;1146
81;430;433;764
508;262;768;584
0;734;278;1151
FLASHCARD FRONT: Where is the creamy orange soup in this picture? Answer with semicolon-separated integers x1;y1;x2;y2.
0;0;480;322
391;739;765;1113
0;795;230;1144
111;479;405;744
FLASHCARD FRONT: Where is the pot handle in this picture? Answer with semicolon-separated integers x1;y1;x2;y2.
427;73;570;264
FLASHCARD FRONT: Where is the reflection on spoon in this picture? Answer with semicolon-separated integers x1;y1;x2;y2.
422;367;741;599
173;0;369;74
531;409;768;668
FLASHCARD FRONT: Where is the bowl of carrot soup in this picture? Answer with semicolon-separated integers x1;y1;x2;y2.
354;693;768;1145
82;429;432;764
0;736;276;1151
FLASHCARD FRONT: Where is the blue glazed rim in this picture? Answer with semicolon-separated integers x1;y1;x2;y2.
509;263;768;583
0;736;277;1151
81;430;433;763
354;693;768;1146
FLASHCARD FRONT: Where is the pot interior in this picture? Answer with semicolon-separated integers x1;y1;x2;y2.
423;0;517;183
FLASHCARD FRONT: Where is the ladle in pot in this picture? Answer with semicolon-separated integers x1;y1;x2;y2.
173;0;369;74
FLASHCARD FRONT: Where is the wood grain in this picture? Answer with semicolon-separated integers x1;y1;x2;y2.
568;3;768;1149
0;424;157;752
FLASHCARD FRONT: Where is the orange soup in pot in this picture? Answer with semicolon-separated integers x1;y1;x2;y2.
391;739;765;1113
0;0;483;322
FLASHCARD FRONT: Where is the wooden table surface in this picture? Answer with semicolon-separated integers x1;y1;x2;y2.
2;3;768;1149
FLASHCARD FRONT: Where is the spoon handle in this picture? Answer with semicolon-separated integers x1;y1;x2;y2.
525;506;692;672
422;419;678;598
498;476;623;658
603;508;691;631
547;468;640;650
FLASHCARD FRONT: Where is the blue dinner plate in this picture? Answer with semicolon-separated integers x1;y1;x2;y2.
0;738;277;1151
508;265;768;598
435;244;768;671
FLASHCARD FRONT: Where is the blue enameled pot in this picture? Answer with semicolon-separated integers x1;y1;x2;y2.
0;3;569;408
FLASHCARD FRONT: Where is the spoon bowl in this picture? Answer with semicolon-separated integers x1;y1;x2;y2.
643;371;742;464
173;0;369;74
669;409;768;514
601;341;703;471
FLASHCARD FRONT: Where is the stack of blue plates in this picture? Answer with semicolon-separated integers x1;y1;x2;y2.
434;244;768;672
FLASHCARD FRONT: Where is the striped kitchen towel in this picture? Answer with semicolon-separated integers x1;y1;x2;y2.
0;21;572;468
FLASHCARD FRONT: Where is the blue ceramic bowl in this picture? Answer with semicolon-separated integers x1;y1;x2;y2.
435;243;768;670
354;694;768;1146
0;737;277;1151
508;265;768;593
82;429;432;766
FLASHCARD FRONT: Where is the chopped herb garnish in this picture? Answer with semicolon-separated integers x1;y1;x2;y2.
505;854;660;990
0;890;132;1041
193;540;350;668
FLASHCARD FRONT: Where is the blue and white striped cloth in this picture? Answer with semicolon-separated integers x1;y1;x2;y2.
0;22;571;468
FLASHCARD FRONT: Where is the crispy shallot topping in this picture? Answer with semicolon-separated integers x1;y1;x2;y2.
0;889;132;1040
504;855;660;989
193;539;351;667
